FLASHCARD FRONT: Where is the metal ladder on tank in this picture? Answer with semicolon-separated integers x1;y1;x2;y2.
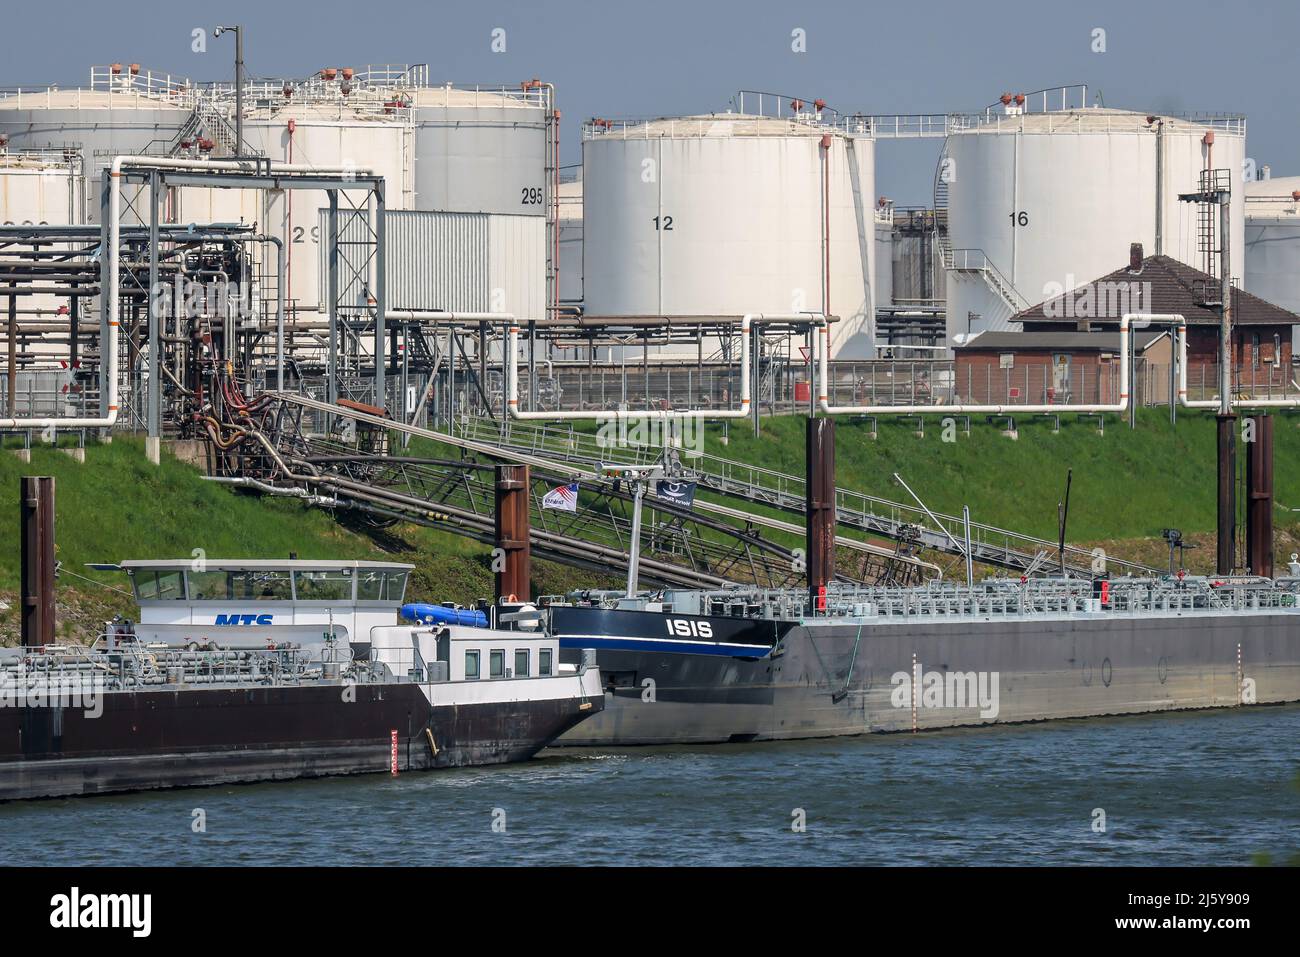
950;249;1030;314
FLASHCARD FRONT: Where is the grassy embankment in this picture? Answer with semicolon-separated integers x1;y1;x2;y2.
2;408;1296;641
0;437;599;644
700;408;1300;574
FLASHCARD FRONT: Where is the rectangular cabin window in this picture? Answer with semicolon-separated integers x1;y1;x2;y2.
356;569;408;601
464;650;480;680
132;569;185;601
190;569;291;601
514;649;530;678
294;569;354;601
356;569;384;601
489;649;505;678
244;571;292;600
539;649;553;677
188;570;231;600
384;571;409;602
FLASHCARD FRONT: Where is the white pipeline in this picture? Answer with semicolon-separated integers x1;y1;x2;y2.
506;313;821;422
386;311;516;325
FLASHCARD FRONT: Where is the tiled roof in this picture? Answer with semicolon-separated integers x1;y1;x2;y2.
1013;255;1300;327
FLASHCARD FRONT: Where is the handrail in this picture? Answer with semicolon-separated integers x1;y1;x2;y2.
507;314;823;422
980;85;1089;116
949;248;1030;311
818;314;1165;416
452;414;1159;576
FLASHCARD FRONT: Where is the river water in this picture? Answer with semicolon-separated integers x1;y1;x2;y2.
4;704;1297;866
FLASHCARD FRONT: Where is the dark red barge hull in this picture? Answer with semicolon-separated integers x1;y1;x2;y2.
0;682;603;800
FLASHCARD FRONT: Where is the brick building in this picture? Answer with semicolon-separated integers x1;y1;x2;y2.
953;330;1169;405
1007;248;1298;383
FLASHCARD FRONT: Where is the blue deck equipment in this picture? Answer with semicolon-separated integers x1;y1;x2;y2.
400;603;488;627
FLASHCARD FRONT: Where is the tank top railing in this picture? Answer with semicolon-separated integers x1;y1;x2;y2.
86;66;193;100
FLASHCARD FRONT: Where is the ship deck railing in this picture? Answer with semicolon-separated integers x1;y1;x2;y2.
568;577;1300;622
0;640;368;692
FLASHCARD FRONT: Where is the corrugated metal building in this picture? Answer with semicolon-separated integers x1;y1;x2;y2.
320;208;545;321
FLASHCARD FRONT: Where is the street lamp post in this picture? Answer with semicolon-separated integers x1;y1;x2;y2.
213;25;244;157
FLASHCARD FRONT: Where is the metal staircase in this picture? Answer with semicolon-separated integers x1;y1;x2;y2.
948;248;1030;314
933;140;954;270
169;98;243;156
933;138;1028;318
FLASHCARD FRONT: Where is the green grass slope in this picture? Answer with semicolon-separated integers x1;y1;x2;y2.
702;409;1300;543
3;409;1295;643
0;438;601;644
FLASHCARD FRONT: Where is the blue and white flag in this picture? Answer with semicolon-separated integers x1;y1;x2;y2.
542;482;579;512
656;480;697;508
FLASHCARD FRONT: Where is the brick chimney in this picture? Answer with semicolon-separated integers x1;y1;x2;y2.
1128;242;1144;272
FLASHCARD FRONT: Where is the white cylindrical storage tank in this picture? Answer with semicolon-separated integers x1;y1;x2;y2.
1245;176;1300;348
874;209;893;308
944;103;1246;341
0;69;192;224
199;99;413;320
558;176;583;305
0;152;83;224
582;111;877;356
0;152;87;355
409;83;549;216
406;80;551;327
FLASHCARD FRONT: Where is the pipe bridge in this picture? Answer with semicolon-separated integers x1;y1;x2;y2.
205;391;932;591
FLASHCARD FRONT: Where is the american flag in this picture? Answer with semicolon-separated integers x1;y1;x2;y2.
542;482;579;512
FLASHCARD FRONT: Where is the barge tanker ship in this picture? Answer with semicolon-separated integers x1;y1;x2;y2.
0;560;603;800
550;575;1300;745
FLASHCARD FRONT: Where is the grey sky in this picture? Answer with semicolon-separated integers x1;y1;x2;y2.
2;0;1295;204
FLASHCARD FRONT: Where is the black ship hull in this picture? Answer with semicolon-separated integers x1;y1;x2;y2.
1;681;604;801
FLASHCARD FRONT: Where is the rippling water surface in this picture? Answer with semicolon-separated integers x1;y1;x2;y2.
4;705;1298;866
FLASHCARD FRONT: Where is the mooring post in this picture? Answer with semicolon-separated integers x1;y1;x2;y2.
20;475;56;647
1246;413;1274;578
1216;413;1237;574
806;417;836;614
494;464;531;602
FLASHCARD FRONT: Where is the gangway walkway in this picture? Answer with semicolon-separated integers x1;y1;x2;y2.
233;393;935;588
449;414;1161;578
